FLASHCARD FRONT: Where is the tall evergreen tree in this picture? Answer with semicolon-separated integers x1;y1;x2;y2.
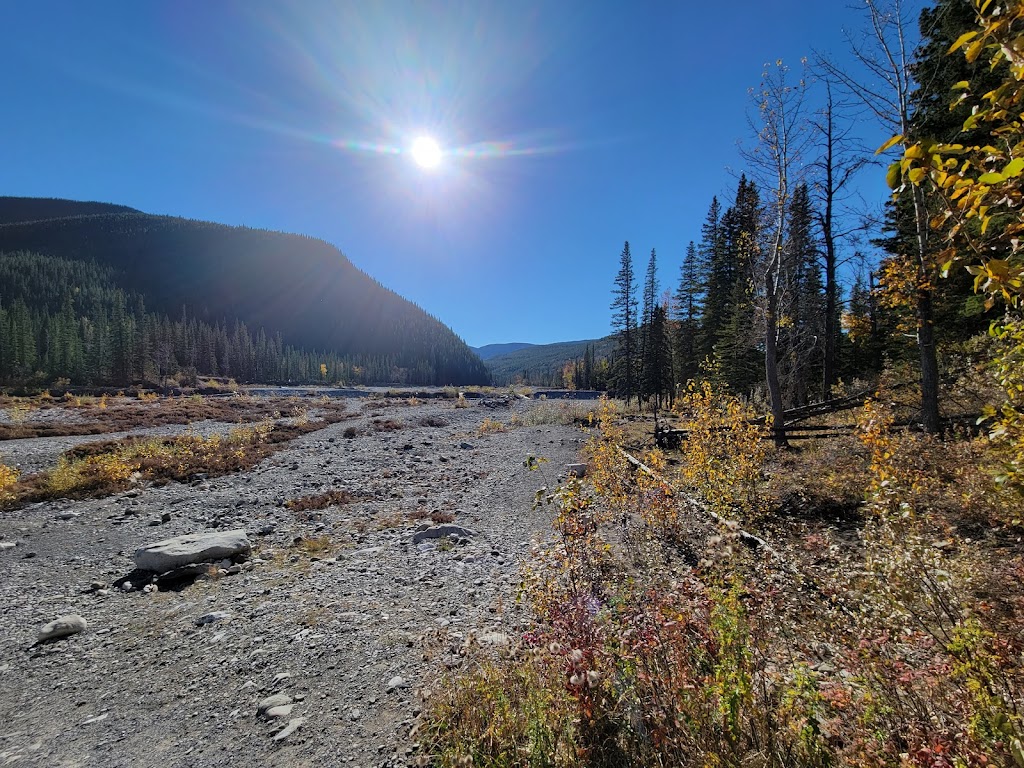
673;240;703;388
610;241;639;404
779;183;825;406
643;303;674;411
639;248;659;405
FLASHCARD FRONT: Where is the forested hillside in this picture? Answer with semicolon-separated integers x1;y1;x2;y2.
484;337;615;388
0;198;489;387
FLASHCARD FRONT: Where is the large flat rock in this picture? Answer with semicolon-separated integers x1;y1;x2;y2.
134;529;250;572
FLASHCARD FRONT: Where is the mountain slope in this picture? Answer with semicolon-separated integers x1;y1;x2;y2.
0;197;488;385
472;342;536;361
0;197;139;225
485;336;615;386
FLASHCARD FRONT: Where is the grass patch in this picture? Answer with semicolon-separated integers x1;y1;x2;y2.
371;418;405;432
0;394;348;441
285;489;364;512
477;418;507;435
2;407;353;509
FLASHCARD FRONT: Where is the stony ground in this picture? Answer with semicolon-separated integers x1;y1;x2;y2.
0;396;590;767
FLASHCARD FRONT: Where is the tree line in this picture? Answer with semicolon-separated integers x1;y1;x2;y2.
605;0;997;439
0;251;487;387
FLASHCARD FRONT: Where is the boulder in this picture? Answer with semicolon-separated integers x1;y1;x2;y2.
36;614;87;644
412;524;476;544
134;529;250;572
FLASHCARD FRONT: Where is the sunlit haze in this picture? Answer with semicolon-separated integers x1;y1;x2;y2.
1;1;924;347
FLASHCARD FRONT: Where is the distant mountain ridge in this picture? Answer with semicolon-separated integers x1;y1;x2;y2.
0;196;488;386
471;342;536;361
484;336;615;386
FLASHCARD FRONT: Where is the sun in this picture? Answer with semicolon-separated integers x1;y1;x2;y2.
410;136;442;169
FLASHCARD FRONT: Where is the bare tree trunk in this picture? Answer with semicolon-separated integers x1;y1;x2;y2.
912;184;942;433
765;264;789;447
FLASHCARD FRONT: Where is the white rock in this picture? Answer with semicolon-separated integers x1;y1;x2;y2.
36;614;88;643
386;675;407;692
258;693;293;714
273;717;305;741
133;529;251;572
266;704;293;718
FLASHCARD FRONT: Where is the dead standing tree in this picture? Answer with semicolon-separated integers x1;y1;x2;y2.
816;0;941;433
740;60;812;448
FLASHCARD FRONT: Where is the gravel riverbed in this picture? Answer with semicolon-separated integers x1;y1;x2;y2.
0;397;589;767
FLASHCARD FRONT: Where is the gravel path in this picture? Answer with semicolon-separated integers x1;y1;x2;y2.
0;398;588;767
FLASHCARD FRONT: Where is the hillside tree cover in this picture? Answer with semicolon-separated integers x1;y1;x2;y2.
0;200;489;387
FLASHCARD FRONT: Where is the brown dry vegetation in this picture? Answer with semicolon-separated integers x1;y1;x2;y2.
423;393;1024;768
0;393;350;440
0;403;353;509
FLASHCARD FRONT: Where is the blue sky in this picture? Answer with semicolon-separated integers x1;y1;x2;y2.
2;1;924;348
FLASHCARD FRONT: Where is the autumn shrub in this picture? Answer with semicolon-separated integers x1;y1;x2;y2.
477;418;507;435
674;379;770;521
285;488;361;512
833;399;1024;766
0;463;19;504
985;316;1024;506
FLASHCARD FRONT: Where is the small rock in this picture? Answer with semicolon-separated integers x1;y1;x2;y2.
273;717;305;742
195;611;231;626
566;463;588;478
459;442;474;450
258;693;293;715
412;524;477;544
386;675;408;692
36;614;88;644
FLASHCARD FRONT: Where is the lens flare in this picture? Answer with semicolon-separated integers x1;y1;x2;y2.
410;136;442;168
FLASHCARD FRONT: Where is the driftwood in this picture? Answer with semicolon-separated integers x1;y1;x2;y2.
616;445;856;617
616;447;786;564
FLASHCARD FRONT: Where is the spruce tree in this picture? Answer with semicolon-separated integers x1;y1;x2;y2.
673;240;703;388
610;241;638;404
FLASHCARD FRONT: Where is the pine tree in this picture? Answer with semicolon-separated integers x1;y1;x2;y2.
673;240;703;388
610;241;638;404
639;248;659;406
713;178;762;395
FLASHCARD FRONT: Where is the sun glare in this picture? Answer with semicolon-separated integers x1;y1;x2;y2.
410;136;442;169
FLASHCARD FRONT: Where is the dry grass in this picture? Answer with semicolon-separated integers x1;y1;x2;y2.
1;405;354;509
285;489;365;512
0;394;349;441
